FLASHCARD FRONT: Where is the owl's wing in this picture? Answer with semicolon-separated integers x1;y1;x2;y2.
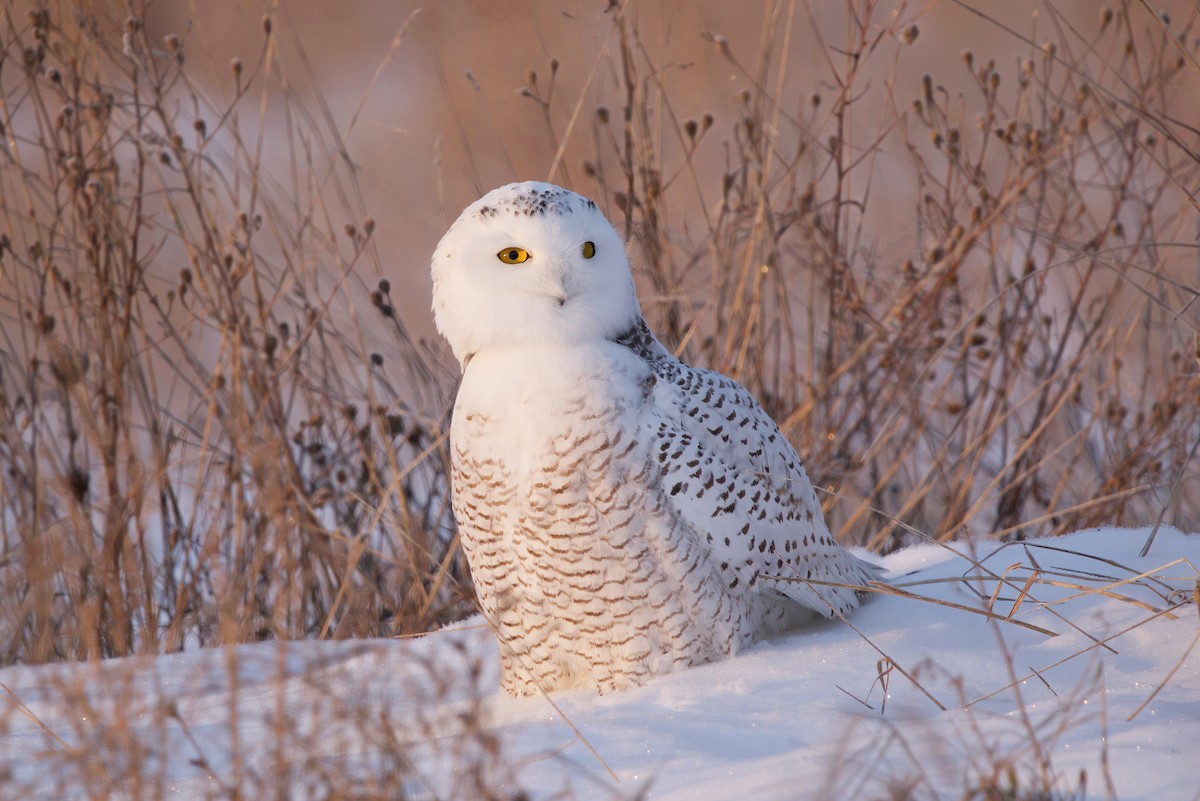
637;353;877;618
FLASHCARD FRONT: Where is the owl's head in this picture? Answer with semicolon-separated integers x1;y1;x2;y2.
431;181;639;368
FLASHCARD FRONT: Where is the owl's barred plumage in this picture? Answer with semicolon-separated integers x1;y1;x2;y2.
432;181;877;695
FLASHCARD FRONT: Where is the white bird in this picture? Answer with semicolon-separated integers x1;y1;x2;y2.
432;181;877;695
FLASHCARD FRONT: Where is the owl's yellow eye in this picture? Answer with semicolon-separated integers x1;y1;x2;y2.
497;247;531;264
582;241;596;259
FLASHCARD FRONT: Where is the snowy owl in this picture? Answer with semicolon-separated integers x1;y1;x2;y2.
432;181;877;696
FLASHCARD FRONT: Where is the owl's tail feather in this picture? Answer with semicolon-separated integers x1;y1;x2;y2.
771;551;885;619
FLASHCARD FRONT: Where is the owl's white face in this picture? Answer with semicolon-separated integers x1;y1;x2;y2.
431;182;640;368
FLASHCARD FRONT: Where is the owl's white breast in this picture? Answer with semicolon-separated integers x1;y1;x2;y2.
452;341;649;467
450;341;738;693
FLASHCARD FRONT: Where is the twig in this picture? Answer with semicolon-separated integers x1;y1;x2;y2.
1126;625;1200;721
0;682;80;755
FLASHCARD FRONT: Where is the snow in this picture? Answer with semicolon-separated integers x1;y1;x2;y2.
1;525;1197;800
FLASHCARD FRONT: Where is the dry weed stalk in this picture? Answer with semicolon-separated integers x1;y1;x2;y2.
0;1;464;666
563;0;1199;551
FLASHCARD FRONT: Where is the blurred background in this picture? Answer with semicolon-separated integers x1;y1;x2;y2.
134;0;1187;328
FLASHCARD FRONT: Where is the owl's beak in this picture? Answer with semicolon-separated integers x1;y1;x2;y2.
540;259;575;307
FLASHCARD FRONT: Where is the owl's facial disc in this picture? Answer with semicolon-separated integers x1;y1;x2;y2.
431;181;641;367
495;239;603;308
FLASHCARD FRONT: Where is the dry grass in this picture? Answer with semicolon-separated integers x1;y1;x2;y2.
588;0;1200;552
844;539;1198;801
0;0;1197;797
0;1;464;666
